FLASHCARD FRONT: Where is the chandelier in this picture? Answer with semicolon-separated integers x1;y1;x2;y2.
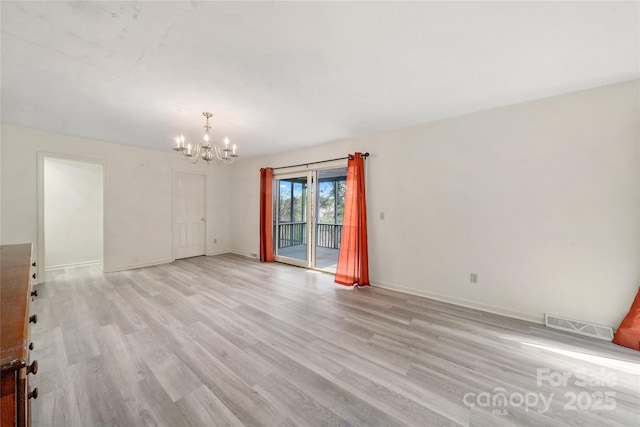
173;112;238;164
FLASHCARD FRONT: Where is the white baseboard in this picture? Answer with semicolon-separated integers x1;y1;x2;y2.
371;280;544;324
106;252;238;273
229;250;259;259
205;249;231;257
105;258;172;273
45;259;102;271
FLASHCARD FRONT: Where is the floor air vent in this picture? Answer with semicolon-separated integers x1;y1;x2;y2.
545;314;614;341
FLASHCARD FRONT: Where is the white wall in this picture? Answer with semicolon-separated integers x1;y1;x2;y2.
1;125;231;277
1;81;636;328
229;81;640;328
44;157;103;269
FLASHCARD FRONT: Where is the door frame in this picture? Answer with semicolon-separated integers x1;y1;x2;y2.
313;164;348;273
171;169;207;261
272;159;348;270
37;152;106;283
273;170;314;268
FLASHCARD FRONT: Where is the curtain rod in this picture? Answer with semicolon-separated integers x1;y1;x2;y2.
271;152;369;171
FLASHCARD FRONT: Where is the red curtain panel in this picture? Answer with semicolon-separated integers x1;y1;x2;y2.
335;153;370;286
259;168;274;262
612;287;640;350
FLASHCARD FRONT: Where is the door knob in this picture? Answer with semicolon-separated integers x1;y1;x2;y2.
27;360;38;375
28;388;38;400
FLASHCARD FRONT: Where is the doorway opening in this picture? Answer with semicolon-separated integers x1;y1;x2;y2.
273;165;347;273
41;156;104;277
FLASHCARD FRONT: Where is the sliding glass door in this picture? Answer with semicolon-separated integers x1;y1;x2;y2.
273;166;347;273
274;172;312;267
314;168;347;272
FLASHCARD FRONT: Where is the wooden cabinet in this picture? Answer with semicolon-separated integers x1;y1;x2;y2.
0;244;38;427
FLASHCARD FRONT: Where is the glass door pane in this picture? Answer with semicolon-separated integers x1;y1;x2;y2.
315;167;347;273
274;173;311;266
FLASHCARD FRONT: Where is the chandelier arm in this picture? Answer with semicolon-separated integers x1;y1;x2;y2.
215;157;234;165
190;145;202;163
213;146;238;164
176;145;201;163
176;150;191;162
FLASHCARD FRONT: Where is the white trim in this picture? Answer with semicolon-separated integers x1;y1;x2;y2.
271;170;311;180
371;279;543;324
310;171;316;269
105;258;172;273
272;163;350;271
274;254;309;268
272;170;314;268
205;249;230;257
45;260;102;271
271;159;348;176
107;252;239;272
37;152;106;284
229;250;259;259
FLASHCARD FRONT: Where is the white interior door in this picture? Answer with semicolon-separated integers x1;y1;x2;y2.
173;171;206;259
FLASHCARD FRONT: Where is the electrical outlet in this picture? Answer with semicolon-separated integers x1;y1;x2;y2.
470;273;478;283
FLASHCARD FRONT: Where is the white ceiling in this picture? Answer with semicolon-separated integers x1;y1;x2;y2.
1;1;638;158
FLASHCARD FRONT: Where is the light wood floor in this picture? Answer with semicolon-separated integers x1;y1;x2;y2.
31;254;639;426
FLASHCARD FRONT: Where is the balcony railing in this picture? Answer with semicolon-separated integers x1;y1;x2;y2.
316;223;342;249
278;222;306;248
277;222;343;249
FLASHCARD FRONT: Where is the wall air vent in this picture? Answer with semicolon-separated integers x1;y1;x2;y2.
544;314;614;341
